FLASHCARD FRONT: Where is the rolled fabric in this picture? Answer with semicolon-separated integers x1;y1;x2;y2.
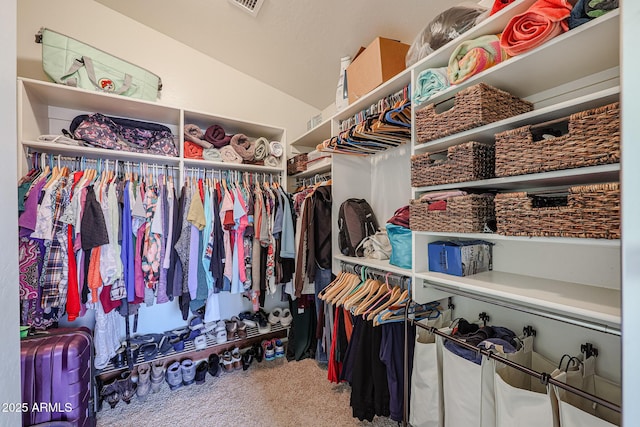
264;155;280;168
220;145;243;164
184;124;212;149
499;0;572;56
202;148;222;162
184;141;204;159
269;141;284;158
230;133;256;161
490;0;516;16
569;0;618;29
448;34;508;85
253;137;270;161
204;124;231;148
413;67;450;104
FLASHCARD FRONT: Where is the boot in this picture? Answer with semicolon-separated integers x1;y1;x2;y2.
136;363;151;401
100;378;120;409
150;360;165;393
118;370;137;404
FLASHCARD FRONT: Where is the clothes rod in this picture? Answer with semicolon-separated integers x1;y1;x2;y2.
426;282;621;336
339;260;411;288
409;317;622;414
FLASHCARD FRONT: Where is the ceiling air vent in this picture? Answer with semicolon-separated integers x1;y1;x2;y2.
228;0;265;17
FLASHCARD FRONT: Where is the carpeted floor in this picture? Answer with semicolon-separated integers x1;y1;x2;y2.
96;357;399;427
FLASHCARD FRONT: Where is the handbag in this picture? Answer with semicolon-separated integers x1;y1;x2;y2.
386;223;412;269
36;28;162;101
355;230;392;260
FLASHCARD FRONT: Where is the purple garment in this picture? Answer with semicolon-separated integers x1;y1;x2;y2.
121;182;136;302
135;224;146;300
18;179;46;237
188;224;200;299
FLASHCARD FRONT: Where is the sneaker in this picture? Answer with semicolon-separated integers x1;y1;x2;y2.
256;311;271;334
239;311;257;328
280;308;293;327
273;339;285;358
208;354;221;377
181;359;196;386
194;334;207;351
222;351;234;372
166;361;183;390
195;360;209;385
231;347;243;370
268;308;282;325
262;340;275;361
216;327;228;344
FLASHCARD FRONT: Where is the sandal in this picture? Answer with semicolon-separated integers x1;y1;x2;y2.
231;347;243;370
226;319;238;338
237;321;247;339
222;351;234;372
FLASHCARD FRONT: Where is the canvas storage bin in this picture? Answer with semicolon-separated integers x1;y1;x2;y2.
494;183;620;239
411;141;495;187
415;83;533;143
410;194;495;233
495;102;620;177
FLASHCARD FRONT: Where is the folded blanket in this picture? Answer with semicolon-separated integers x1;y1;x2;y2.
230;134;256;161
569;0;618;29
184;141;204;159
253;137;270;161
414;67;450;104
448;34;508;85
428;200;448;211
184;124;212;149
220;145;243;164
264;155;280;168
269;141;284;158
202;148;222;162
204;124;231;148
490;0;516;16
420;190;467;202
500;0;572;56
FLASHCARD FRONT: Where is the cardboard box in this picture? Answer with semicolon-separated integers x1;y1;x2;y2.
428;240;493;277
346;37;410;104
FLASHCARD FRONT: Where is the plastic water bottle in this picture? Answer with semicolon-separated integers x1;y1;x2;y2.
335;56;351;112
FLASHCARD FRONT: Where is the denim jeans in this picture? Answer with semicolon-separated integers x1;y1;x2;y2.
314;265;333;363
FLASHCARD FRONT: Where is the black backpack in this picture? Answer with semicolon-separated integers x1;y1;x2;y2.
338;198;379;257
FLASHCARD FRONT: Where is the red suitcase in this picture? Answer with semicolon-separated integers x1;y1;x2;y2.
20;328;95;427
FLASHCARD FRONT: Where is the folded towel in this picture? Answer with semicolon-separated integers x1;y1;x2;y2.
269;141;284;158
490;0;516;16
264;155;280;168
230;134;256;161
428;200;448;211
253;137;270;161
414;67;450;104
220;145;243;164
184;141;204;159
204;124;231;148
500;0;572;56
184;124;212;149
569;0;618;29
448;35;508;85
420;190;467;202
202;148;222;162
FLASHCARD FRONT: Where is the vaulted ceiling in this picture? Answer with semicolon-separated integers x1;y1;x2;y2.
96;0;469;109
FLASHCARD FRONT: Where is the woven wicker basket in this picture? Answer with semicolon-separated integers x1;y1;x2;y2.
495;102;620;177
287;153;308;175
415;83;533;144
495;183;620;239
410;194;495;233
411;141;495;187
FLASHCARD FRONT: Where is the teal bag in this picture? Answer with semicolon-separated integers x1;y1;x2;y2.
386;223;412;269
37;28;162;101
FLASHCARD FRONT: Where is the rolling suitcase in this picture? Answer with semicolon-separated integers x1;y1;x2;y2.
20;328;95;427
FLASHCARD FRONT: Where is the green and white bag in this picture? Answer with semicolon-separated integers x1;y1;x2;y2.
36;28;162;101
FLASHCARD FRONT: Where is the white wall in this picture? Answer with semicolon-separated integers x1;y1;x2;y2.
17;0;320;141
0;1;20;426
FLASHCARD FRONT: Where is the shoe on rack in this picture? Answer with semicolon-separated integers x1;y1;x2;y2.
195;360;209;385
273;339;285;358
222;351;234;372
253;342;264;363
181;359;196;386
140;342;159;362
117;370;137;404
231;347;243;370
194;334;207;351
158;334;174;355
279;308;293;327
136;363;151;401
110;343;127;368
262;340;275;361
208;353;221;377
150;360;165;393
268;308;282;325
256;311;271;334
237;321;247;339
242;348;255;371
216;326;228;344
239;311;257;328
166;361;183;391
226;319;238;339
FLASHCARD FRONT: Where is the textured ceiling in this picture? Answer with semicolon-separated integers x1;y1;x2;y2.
96;0;468;109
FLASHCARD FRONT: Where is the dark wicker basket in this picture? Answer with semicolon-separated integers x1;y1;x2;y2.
495;102;620;177
411;141;495;187
410;194;495;233
287;153;308;175
415;83;533;144
495;183;620;239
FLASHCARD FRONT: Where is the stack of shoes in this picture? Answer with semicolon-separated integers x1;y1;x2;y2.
208;354;222;377
150;360;165;393
136;363;151;401
195;360;209;385
261;340;276;361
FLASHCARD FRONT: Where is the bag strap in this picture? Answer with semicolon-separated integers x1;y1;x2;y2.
61;56;133;95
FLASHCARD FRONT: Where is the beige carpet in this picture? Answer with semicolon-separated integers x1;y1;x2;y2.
96;357;399;427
